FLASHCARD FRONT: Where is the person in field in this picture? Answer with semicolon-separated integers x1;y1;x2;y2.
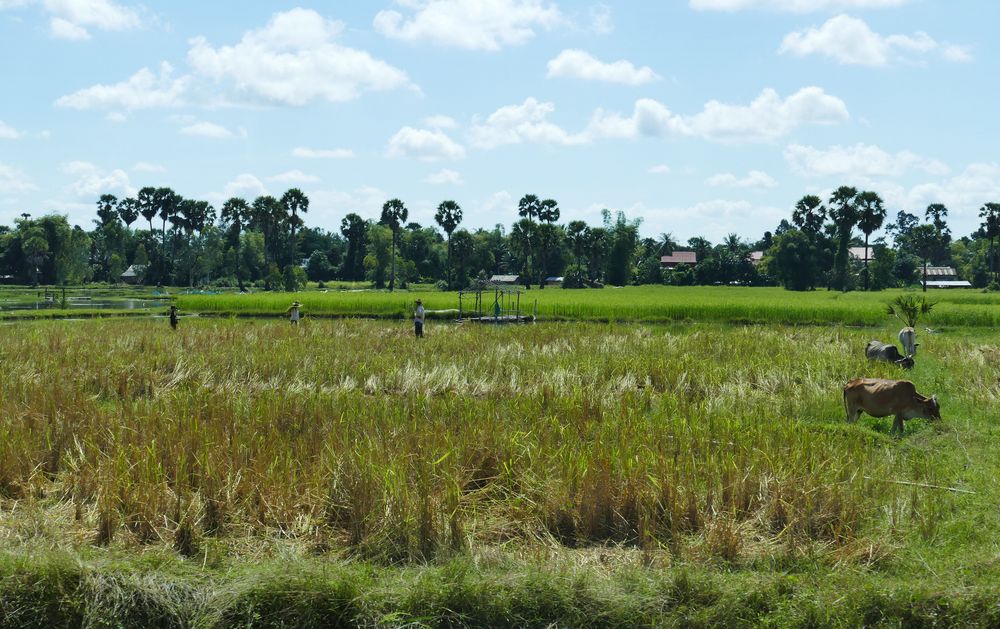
414;299;425;337
287;301;302;326
168;305;179;330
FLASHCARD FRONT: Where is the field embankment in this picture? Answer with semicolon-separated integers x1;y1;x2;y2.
178;285;1000;326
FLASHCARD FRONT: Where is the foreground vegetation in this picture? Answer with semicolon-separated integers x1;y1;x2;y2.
1;315;998;625
179;285;1000;327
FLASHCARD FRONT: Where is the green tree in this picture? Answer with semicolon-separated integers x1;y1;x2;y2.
855;190;887;291
791;195;826;235
379;198;408;291
978;203;1000;281
765;228;820;291
828;186;859;291
566;220;590;269
340;213;367;281
434;200;462;289
910;223;939;292
220;197;250;290
96;194;119;227
281;188;309;266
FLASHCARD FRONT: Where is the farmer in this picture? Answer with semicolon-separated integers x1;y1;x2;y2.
168;305;179;330
287;301;302;326
414;299;425;338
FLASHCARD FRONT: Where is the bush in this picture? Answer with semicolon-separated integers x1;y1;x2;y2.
561;264;587;289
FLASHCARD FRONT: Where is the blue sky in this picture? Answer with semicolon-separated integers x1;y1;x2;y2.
0;0;997;242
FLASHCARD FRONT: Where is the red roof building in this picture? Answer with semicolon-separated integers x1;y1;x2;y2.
660;251;698;268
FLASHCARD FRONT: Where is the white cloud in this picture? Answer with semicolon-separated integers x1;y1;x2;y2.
424;115;458;129
706;170;778;190
0;121;22;139
56;62;188;110
784;143;950;178
42;0;141;40
105;111;127;123
268;170;320;184
291;146;354;159
62;160;134;197
0;163;36;193
180;121;245;139
690;0;910;12
309;186;388;221
779;14;973;66
0;0;30;8
468;97;587;149
622;199;785;241
546;49;659;85
588;87;848;144
133;161;166;173
50;16;90;40
882;163;1000;215
424;168;463;185
588;3;612;34
648;164;671;175
188;8;413;106
374;0;563;50
387;126;466;160
222;173;267;200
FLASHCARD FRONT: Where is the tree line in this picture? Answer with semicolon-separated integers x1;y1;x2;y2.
2;185;999;291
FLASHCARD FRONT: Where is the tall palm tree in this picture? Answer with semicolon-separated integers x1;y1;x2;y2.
566;220;590;268
221;197;250;291
536;198;560;288
96;194;119;227
250;195;284;266
855;190;886;291
434;200;462;289
137;187;157;233
380;198;408;291
910;223;939;292
517;194;541;224
117;197;139;229
828;186;859;291
281;188;309;267
792;195;826;235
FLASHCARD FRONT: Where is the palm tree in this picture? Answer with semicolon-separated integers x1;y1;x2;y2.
96;194;119;227
566;220;590;268
281;188;309;267
221;197;250;291
791;195;826;235
828;186;859;291
517;194;541;224
657;232;678;257
137;187;157;233
380;198;408;291
117;197;139;229
340;213;367;281
910;223;939;292
250;195;284;266
434;200;463;289
155;187;182;281
535;198;560;288
509;218;536;288
855;190;887;291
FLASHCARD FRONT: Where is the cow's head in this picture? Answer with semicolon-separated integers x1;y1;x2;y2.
895;355;915;369
919;394;941;421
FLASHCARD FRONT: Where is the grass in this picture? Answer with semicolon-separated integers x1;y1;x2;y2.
0;316;998;625
178;285;1000;326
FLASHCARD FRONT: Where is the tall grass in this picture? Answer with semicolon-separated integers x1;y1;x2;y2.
178;286;1000;326
0;319;964;566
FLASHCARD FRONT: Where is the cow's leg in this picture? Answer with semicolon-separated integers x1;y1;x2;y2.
892;414;904;436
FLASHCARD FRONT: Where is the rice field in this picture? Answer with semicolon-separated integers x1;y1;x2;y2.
179;285;1000;327
1;316;999;625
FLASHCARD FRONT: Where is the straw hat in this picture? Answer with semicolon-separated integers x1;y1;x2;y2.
292;301;301;307
415;299;422;304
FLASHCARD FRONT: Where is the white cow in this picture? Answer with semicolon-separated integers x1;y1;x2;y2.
898;327;918;357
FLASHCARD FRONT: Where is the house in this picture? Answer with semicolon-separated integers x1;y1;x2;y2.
848;247;876;263
120;264;147;285
489;274;520;285
660;251;698;269
544;276;564;287
749;251;765;266
921;266;972;288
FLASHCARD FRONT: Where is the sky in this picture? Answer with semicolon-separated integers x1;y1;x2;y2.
0;0;997;243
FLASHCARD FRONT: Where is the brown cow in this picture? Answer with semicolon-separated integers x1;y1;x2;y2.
843;378;940;435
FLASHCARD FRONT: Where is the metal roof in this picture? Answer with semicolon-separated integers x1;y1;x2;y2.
660;251;698;265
